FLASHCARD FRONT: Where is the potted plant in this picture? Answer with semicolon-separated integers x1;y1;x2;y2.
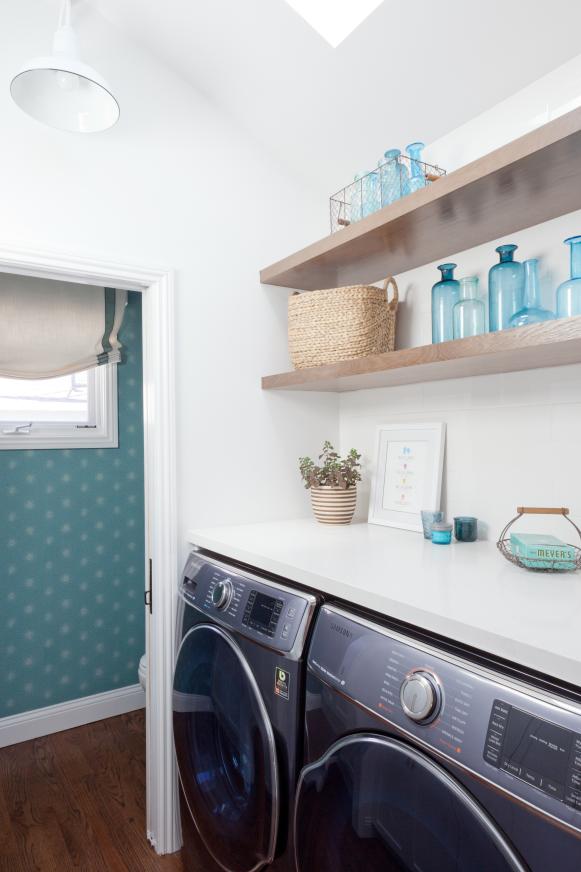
299;441;362;525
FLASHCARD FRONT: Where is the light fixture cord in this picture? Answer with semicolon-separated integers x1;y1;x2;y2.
58;0;72;28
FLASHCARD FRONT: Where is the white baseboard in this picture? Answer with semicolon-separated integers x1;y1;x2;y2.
0;684;146;748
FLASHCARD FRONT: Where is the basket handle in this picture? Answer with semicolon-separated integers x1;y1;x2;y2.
382;276;398;310
516;506;569;515
498;506;581;547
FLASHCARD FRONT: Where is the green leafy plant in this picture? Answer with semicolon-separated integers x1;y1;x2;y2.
299;441;362;490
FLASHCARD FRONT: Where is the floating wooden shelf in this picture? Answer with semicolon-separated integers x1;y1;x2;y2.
260;107;581;291
262;318;581;392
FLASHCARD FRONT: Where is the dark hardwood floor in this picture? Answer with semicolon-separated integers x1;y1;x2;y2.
0;710;185;872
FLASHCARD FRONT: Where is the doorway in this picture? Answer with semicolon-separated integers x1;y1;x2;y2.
0;244;179;855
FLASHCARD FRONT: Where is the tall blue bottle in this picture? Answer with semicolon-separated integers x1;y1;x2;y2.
432;263;460;343
488;244;524;332
556;236;581;318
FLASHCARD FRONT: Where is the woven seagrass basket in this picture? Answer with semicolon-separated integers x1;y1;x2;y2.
288;276;398;370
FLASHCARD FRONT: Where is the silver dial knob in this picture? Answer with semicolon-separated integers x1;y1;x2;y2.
400;671;441;724
211;579;233;611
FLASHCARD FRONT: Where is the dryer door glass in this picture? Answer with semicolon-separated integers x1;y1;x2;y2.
173;624;278;872
295;734;527;872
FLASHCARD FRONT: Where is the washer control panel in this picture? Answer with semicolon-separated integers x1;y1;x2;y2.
180;550;314;654
483;698;581;812
308;605;581;834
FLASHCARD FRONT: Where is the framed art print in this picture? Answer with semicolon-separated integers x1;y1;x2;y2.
368;422;446;532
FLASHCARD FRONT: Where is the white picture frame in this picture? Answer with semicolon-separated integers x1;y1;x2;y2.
368;422;446;532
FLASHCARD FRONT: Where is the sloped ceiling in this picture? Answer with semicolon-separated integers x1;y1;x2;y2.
90;0;581;194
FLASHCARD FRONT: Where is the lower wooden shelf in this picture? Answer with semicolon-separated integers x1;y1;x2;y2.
262;317;581;392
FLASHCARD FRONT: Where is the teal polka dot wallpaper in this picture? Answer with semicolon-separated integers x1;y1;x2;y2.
0;292;145;718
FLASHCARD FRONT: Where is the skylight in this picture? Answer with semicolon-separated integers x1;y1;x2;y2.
284;0;384;47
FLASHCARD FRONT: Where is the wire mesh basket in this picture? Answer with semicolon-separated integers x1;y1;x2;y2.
497;506;581;573
330;154;446;233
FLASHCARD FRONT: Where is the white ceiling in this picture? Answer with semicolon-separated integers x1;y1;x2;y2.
91;0;581;194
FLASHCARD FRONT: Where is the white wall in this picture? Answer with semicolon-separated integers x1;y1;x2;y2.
0;2;337;546
425;53;581;172
341;56;581;539
3;3;580;546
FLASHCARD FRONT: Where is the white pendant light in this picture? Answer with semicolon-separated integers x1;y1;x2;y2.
10;0;119;133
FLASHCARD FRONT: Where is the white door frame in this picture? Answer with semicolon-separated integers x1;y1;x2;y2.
0;243;180;855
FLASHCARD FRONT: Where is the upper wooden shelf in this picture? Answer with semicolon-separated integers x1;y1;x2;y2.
262;318;581;392
260;107;581;291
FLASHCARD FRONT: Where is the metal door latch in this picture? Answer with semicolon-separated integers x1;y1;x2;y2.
2;422;32;435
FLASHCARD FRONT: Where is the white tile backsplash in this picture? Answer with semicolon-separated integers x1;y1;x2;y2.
340;367;581;541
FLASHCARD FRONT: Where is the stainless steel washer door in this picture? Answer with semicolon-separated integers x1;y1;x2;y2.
173;624;279;872
295;734;528;872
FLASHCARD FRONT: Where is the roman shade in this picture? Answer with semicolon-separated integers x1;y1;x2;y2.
0;280;127;379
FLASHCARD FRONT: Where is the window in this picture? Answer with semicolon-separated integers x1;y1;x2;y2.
283;0;384;47
0;365;118;449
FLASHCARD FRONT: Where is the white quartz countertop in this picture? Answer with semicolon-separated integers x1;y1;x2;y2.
187;519;581;687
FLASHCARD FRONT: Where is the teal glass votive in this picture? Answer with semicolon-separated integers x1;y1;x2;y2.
421;510;444;540
454;516;478;542
431;522;453;545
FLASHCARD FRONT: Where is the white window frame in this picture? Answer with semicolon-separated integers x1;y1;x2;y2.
0;364;118;450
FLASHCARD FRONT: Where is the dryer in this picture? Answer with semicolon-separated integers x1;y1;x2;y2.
294;603;581;871
173;550;319;872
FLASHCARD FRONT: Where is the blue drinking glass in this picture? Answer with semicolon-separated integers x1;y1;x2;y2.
510;258;555;327
556;236;581;318
488;244;524;332
432;263;460;343
421;510;444;540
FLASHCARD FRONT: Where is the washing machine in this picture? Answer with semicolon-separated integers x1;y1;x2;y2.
172;549;320;872
294;603;581;871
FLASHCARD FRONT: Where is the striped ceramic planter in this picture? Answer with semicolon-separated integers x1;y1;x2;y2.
310;486;357;525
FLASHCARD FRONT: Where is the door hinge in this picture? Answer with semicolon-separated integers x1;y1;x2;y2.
145;558;153;614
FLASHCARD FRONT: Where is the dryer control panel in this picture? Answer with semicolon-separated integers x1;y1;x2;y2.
308;604;581;835
180;550;316;656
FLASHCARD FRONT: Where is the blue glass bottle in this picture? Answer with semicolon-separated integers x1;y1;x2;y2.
510;259;555;327
453;276;486;338
362;170;381;218
399;156;411;198
432;263;460;343
488;244;524;332
379;149;402;207
556;236;581;318
406;141;426;192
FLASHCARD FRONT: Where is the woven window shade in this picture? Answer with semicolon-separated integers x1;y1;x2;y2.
0;278;127;379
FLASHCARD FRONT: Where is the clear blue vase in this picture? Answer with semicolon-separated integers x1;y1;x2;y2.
432;263;460;343
379;149;402;207
488;244;524;332
362;170;381;218
406;141;426;192
453;276;486;339
510;259;555;327
556;236;581;318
